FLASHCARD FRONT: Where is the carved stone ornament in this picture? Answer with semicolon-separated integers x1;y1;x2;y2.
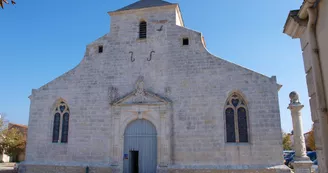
133;76;147;103
109;86;119;102
111;76;170;106
289;91;301;104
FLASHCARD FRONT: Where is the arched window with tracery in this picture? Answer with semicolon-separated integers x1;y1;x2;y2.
139;21;147;39
225;92;249;143
52;99;70;143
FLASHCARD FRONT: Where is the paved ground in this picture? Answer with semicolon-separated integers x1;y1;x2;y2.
0;164;15;173
0;171;14;173
0;169;14;173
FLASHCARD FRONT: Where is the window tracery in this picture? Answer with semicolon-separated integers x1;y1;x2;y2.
225;93;249;143
52;100;70;143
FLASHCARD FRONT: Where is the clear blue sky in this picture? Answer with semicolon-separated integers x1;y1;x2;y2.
0;0;310;133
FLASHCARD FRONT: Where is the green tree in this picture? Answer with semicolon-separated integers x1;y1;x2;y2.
0;0;16;9
282;131;292;150
0;128;26;157
0;114;26;158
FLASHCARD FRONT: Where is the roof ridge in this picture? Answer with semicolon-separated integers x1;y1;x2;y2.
114;0;175;12
8;122;28;128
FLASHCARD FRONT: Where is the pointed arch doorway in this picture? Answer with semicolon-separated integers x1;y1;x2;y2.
123;119;157;173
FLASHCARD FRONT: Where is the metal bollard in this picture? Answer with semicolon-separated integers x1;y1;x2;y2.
86;166;89;173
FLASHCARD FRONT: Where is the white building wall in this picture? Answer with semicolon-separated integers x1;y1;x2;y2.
24;4;285;171
0;153;10;163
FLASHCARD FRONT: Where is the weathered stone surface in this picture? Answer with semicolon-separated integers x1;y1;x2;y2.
19;165;291;173
292;161;313;173
157;167;291;173
306;70;315;97
302;45;312;73
19;164;113;173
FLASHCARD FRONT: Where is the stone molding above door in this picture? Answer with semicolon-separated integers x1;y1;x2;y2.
110;76;172;171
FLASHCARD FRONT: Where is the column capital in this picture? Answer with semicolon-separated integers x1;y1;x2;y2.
288;103;304;112
287;91;304;112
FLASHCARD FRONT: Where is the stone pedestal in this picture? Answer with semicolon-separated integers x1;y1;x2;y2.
287;91;313;173
292;161;313;173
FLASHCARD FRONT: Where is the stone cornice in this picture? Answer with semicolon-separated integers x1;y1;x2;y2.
298;0;317;19
283;10;308;39
175;5;184;27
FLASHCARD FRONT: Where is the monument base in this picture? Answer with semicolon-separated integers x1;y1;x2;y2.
292;160;313;173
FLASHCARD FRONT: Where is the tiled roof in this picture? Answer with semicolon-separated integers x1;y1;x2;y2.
115;0;176;12
8;123;27;129
8;123;28;137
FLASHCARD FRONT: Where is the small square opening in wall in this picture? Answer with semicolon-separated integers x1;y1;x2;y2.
183;38;189;45
98;45;103;53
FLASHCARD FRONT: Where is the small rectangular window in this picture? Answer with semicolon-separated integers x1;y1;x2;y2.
98;45;103;53
139;21;147;39
183;38;189;45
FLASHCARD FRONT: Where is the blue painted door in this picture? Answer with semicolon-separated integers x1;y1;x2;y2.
123;120;157;173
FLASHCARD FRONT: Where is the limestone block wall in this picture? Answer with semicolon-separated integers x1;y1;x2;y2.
19;164;114;173
298;0;328;171
163;25;283;167
20;165;290;173
25;5;285;170
316;0;328;100
109;6;178;42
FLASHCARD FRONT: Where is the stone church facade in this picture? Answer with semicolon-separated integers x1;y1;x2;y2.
22;0;290;173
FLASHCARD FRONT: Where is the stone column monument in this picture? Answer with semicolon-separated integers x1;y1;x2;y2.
287;91;313;173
